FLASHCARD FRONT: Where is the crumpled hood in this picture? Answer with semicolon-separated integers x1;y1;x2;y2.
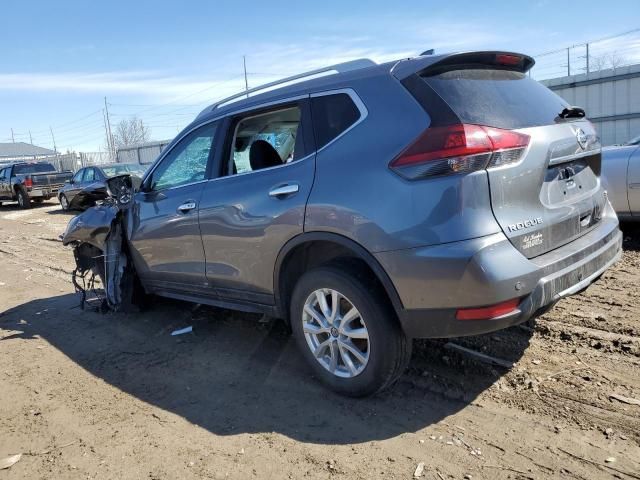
61;204;120;250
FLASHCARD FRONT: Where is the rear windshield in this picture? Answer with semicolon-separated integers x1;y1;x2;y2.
422;69;569;129
13;163;56;175
101;164;145;178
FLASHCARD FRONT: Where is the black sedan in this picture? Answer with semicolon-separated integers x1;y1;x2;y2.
58;163;146;211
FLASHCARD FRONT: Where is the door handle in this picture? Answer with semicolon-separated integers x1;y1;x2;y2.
269;184;299;198
177;201;197;213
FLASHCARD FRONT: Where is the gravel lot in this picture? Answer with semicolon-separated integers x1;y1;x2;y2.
1;201;639;479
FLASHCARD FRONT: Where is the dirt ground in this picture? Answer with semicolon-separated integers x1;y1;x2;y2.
1;201;639;480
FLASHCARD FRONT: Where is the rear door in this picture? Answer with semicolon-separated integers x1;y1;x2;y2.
419;62;606;258
198;99;314;305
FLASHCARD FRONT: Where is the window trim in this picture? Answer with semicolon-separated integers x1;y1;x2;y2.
310;88;368;153
142;120;219;193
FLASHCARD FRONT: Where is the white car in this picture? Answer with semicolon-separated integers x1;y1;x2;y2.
602;134;640;221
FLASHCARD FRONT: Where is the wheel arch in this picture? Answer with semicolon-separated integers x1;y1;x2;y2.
274;232;404;321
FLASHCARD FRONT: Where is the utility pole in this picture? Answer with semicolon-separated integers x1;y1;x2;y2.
243;55;249;98
102;108;110;152
104;97;114;159
49;126;57;152
567;47;571;76
11;128;15;143
29;131;33;145
585;43;590;74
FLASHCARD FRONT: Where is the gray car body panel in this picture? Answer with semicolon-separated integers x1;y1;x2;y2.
602;143;640;219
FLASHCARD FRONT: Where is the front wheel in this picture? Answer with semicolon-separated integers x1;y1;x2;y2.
16;188;31;209
59;194;69;211
290;265;411;397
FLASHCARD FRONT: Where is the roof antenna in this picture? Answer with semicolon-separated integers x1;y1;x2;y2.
420;49;435;56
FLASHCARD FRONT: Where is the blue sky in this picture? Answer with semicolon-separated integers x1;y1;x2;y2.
1;0;639;152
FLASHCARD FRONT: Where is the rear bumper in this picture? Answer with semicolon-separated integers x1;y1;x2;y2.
376;204;622;338
30;185;64;198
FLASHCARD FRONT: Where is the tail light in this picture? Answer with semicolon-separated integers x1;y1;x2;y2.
390;124;530;180
24;177;33;189
456;298;521;321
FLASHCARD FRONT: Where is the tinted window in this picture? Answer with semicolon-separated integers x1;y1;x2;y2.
84;168;95;182
149;122;217;191
311;93;360;149
422;69;569;129
72;169;84;183
13;163;57;175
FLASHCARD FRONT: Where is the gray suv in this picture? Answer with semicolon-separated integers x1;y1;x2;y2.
64;51;622;396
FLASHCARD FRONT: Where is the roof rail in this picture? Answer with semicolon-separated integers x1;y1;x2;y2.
208;58;377;112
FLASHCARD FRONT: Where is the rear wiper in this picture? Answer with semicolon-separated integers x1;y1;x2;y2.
558;105;586;119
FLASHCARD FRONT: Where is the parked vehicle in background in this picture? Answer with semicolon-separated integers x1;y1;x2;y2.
0;162;73;209
62;51;622;396
601;134;640;220
58;163;146;211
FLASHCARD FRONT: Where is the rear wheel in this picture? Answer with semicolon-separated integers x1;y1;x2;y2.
16;188;31;209
290;265;411;397
59;194;69;211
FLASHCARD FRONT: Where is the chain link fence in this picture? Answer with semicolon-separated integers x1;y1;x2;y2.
531;28;640;81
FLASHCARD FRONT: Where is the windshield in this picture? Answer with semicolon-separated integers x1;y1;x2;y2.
628;134;640;146
13;163;57;175
101;164;145;178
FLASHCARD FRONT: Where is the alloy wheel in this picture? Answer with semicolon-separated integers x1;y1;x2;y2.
302;288;370;378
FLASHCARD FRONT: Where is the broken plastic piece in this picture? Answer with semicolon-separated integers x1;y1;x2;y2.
0;453;22;470
171;326;193;336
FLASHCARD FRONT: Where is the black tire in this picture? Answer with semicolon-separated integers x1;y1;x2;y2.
59;194;70;211
16;188;31;209
290;265;411;397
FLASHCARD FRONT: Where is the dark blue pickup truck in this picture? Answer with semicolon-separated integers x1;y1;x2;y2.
0;162;73;208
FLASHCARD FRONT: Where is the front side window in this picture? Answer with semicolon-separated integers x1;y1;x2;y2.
148;122;217;191
84;168;95;182
229;106;302;176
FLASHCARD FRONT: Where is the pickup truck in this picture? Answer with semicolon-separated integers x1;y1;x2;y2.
601;134;640;221
0;162;73;209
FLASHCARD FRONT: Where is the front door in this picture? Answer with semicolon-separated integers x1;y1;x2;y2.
128;121;219;293
198;100;315;305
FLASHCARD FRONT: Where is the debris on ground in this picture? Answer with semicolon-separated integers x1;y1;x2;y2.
443;342;514;368
413;462;425;478
171;326;193;336
0;454;22;470
609;393;640;406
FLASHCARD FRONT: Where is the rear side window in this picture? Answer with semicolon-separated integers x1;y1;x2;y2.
421;69;569;129
311;93;361;149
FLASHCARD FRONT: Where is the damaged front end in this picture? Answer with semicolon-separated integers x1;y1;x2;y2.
61;175;141;311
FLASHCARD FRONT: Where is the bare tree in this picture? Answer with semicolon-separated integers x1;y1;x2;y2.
112;116;151;149
589;52;629;72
